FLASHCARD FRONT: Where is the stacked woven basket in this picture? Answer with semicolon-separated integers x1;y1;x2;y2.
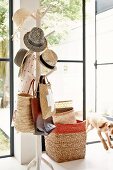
45;120;86;163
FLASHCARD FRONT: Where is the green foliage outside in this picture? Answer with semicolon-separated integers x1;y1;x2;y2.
41;0;82;20
0;0;8;39
0;0;8;97
0;79;3;95
40;0;82;45
0;129;9;155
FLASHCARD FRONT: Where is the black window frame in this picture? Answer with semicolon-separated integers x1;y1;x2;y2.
0;0;14;158
57;0;86;120
0;0;86;154
42;0;86;151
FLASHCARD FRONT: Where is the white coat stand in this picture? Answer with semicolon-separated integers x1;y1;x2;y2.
27;9;54;170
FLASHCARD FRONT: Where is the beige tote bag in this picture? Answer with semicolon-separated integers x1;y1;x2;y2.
39;76;55;119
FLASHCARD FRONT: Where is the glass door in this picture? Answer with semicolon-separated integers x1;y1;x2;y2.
0;0;13;157
88;3;113;144
96;8;113;117
40;0;85;120
86;0;113;143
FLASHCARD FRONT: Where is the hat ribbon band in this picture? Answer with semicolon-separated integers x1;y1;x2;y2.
40;54;55;69
28;39;43;47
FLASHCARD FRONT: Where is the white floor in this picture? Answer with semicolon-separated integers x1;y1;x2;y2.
0;143;113;170
0;108;10;137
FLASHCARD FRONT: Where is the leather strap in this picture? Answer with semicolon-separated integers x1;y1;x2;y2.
27;79;35;96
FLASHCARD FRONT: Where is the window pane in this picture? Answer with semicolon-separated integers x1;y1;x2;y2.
0;61;10;156
40;0;83;60
97;65;113;117
0;0;9;59
97;9;113;63
48;62;83;120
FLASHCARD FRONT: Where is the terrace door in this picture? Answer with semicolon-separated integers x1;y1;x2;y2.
0;0;14;157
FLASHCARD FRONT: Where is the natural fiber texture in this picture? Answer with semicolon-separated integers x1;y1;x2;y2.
45;120;86;163
39;77;55;119
55;100;73;109
40;49;58;70
14;48;28;67
53;107;77;124
23;27;47;52
18;50;33;77
12;8;31;27
14;93;35;133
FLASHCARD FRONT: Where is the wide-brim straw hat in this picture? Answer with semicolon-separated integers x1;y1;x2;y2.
14;48;28;67
23;27;47;52
12;8;31;27
39;49;58;70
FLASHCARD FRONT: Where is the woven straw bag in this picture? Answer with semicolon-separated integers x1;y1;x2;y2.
14;79;35;133
39;76;55;119
45;120;86;163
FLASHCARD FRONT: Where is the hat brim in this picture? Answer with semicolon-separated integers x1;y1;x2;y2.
39;54;57;70
14;49;28;67
40;54;55;69
24;32;47;52
39;49;58;70
18;51;32;77
12;8;31;27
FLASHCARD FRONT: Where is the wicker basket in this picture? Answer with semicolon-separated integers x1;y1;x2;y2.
55;100;73;109
45;120;86;163
53;107;76;124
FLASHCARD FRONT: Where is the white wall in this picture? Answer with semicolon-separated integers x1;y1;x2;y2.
13;0;40;165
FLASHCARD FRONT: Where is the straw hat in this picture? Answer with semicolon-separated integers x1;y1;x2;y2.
23;27;47;52
40;49;58;70
12;8;31;27
14;48;28;67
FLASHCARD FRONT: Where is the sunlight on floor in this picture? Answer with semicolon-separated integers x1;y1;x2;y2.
0;143;113;170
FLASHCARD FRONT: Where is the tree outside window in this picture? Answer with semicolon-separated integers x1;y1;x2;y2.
0;0;9;108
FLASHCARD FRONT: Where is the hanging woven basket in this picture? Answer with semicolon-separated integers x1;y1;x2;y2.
14;92;35;133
